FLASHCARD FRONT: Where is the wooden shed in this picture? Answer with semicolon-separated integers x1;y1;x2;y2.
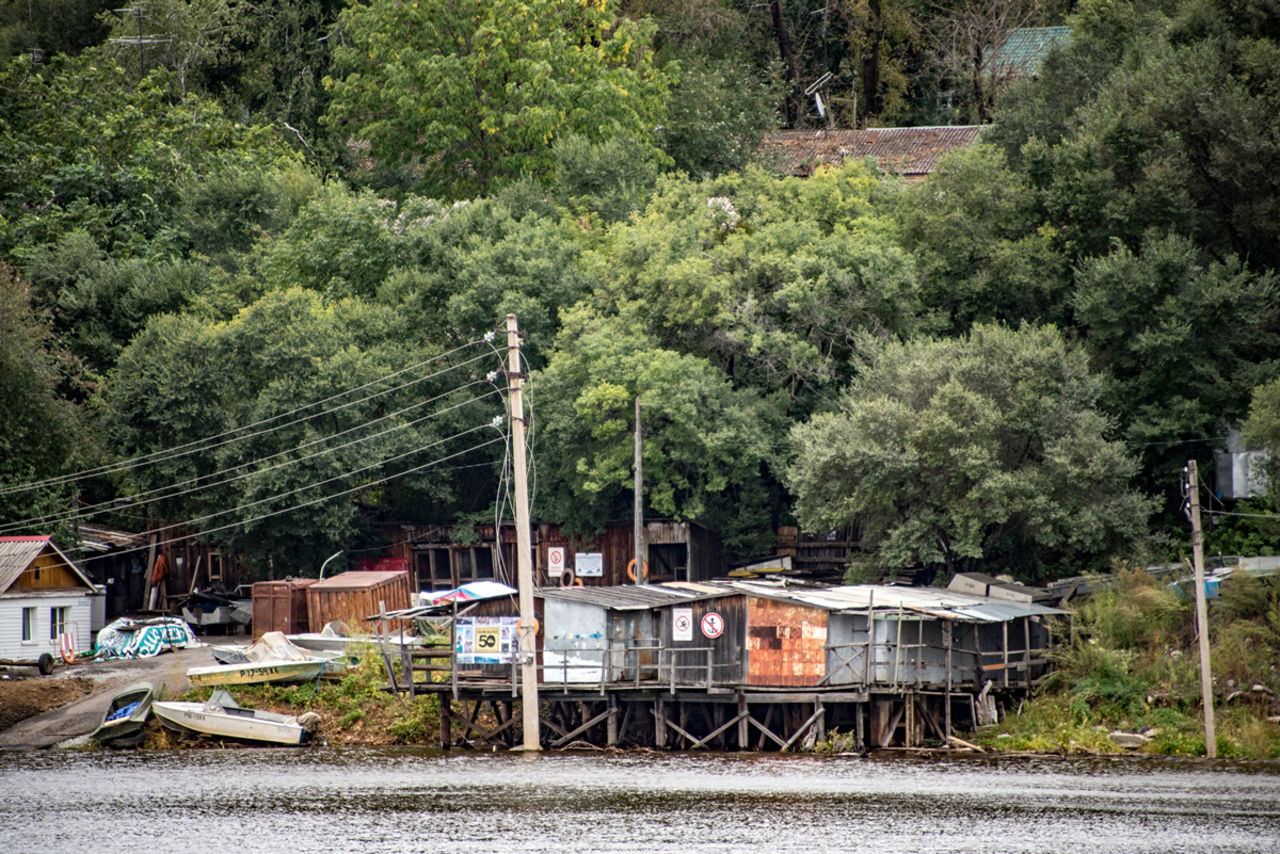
251;577;315;638
306;570;411;633
0;535;99;663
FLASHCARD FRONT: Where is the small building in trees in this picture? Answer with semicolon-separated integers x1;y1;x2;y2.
0;535;100;663
762;126;988;181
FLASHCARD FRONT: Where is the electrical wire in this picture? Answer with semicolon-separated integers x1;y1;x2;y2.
0;340;491;496
1;382;501;534
73;433;507;566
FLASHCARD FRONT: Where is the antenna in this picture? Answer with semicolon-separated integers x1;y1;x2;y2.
804;72;835;129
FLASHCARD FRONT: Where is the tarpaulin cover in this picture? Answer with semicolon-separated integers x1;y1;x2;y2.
95;616;201;659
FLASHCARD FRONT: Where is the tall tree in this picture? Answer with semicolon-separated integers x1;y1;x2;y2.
787;323;1152;581
324;0;670;198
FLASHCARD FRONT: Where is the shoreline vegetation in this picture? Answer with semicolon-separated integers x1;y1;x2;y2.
120;569;1280;759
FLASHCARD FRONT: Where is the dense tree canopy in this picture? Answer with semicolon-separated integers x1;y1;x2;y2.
787;324;1153;581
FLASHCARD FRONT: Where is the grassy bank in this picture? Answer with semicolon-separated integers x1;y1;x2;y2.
968;569;1280;758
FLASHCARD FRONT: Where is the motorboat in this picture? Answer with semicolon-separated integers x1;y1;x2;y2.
89;681;154;747
153;689;320;745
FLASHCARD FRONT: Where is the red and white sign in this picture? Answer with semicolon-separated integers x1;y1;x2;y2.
547;546;566;578
673;607;693;642
700;611;725;639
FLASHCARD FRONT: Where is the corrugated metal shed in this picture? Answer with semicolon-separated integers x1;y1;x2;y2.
762;126;988;179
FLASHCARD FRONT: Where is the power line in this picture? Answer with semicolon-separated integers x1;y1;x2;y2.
0;339;491;497
1;382;502;534
74;433;507;566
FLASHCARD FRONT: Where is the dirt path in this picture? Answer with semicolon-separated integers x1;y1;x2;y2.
0;646;217;749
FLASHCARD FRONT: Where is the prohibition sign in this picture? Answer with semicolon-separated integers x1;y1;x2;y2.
700;611;725;639
674;612;692;636
548;546;566;577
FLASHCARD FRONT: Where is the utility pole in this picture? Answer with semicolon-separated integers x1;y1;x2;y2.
634;397;645;584
1185;460;1217;758
506;314;540;751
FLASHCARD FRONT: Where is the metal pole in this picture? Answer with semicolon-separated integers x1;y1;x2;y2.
507;314;540;751
1186;460;1217;758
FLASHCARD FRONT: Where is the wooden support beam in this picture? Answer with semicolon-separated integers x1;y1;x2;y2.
607;694;619;747
746;714;787;749
654;697;667;749
737;693;748;749
552;707;613;748
439;697;452;748
781;705;825;752
688;711;749;750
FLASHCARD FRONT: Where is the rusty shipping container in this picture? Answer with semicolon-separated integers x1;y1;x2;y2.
251;578;315;639
306;570;411;633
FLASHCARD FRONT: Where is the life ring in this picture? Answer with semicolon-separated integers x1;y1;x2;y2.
58;631;76;664
516;616;540;637
627;557;649;583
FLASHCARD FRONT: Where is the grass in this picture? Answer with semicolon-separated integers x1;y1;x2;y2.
969;569;1280;758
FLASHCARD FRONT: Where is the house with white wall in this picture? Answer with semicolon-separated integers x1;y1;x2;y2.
0;535;97;664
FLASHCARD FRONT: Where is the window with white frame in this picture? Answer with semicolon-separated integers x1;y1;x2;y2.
49;606;69;640
22;607;36;643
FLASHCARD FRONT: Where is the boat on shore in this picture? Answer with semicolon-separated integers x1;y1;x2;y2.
89;681;154;747
187;631;346;686
153;689;320;745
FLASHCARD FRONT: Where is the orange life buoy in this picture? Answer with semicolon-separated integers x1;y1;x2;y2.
516;616;540;637
627;557;649;582
58;631;76;664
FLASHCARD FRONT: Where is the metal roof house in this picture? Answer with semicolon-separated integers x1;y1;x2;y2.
0;535;99;664
761;126;988;180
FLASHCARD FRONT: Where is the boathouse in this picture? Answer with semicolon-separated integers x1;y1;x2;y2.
393;579;1066;752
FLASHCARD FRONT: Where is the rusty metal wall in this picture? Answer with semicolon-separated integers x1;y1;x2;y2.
745;597;828;687
251;579;314;639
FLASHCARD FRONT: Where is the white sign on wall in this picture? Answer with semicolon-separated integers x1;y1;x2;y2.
547;546;566;578
673;607;693;642
575;552;603;578
455;616;519;664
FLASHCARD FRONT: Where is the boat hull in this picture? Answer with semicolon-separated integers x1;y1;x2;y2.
90;681;154;747
152;701;307;745
186;660;325;687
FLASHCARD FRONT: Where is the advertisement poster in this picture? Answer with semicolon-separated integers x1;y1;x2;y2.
455;616;520;664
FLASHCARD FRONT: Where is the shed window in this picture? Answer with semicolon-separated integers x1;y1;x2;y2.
22;607;35;642
50;606;69;639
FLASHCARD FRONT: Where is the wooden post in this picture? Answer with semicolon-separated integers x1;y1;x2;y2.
943;620;953;744
634;397;645;584
655;697;667;748
507;314;540;751
607;694;619;746
439;697;452;748
737;692;749;749
1186;460;1217;758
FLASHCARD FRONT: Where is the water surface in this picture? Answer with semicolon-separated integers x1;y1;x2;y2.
2;749;1278;853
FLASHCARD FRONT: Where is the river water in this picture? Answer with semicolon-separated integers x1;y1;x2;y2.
1;749;1278;853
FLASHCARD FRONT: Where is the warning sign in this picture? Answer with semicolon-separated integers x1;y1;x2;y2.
548;546;565;578
700;611;725;639
673;607;693;642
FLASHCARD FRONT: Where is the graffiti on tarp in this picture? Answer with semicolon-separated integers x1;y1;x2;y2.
95;617;200;659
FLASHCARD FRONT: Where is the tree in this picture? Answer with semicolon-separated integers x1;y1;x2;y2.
787;323;1152;581
324;0;670;198
926;0;1047;123
533;307;782;555
0;263;85;531
1243;378;1280;501
1072;232;1280;504
102;289;496;571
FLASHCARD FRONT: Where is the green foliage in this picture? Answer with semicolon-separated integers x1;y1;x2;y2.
0;263;85;530
787;323;1153;580
534;307;780;540
325;0;671;198
659;57;780;178
0;0;112;60
892;144;1070;332
552;132;666;224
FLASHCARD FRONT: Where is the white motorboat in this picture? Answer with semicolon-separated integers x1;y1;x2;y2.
153;689;320;745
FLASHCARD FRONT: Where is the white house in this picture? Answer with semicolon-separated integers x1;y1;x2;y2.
0;536;97;664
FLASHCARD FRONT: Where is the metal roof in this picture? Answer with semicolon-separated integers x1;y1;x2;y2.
988;26;1072;78
539;584;701;611
0;535;96;594
711;579;1067;622
310;570;406;590
762;126;988;178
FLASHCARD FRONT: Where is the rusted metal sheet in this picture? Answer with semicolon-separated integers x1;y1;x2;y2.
251;578;315;639
746;598;828;688
306;570;411;633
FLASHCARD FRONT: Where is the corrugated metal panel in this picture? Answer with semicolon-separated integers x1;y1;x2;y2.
539;585;697;610
746;597;828;687
762;126;988;177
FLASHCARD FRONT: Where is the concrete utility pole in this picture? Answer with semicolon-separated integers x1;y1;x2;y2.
634;396;645;584
1186;460;1217;758
506;314;540;751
